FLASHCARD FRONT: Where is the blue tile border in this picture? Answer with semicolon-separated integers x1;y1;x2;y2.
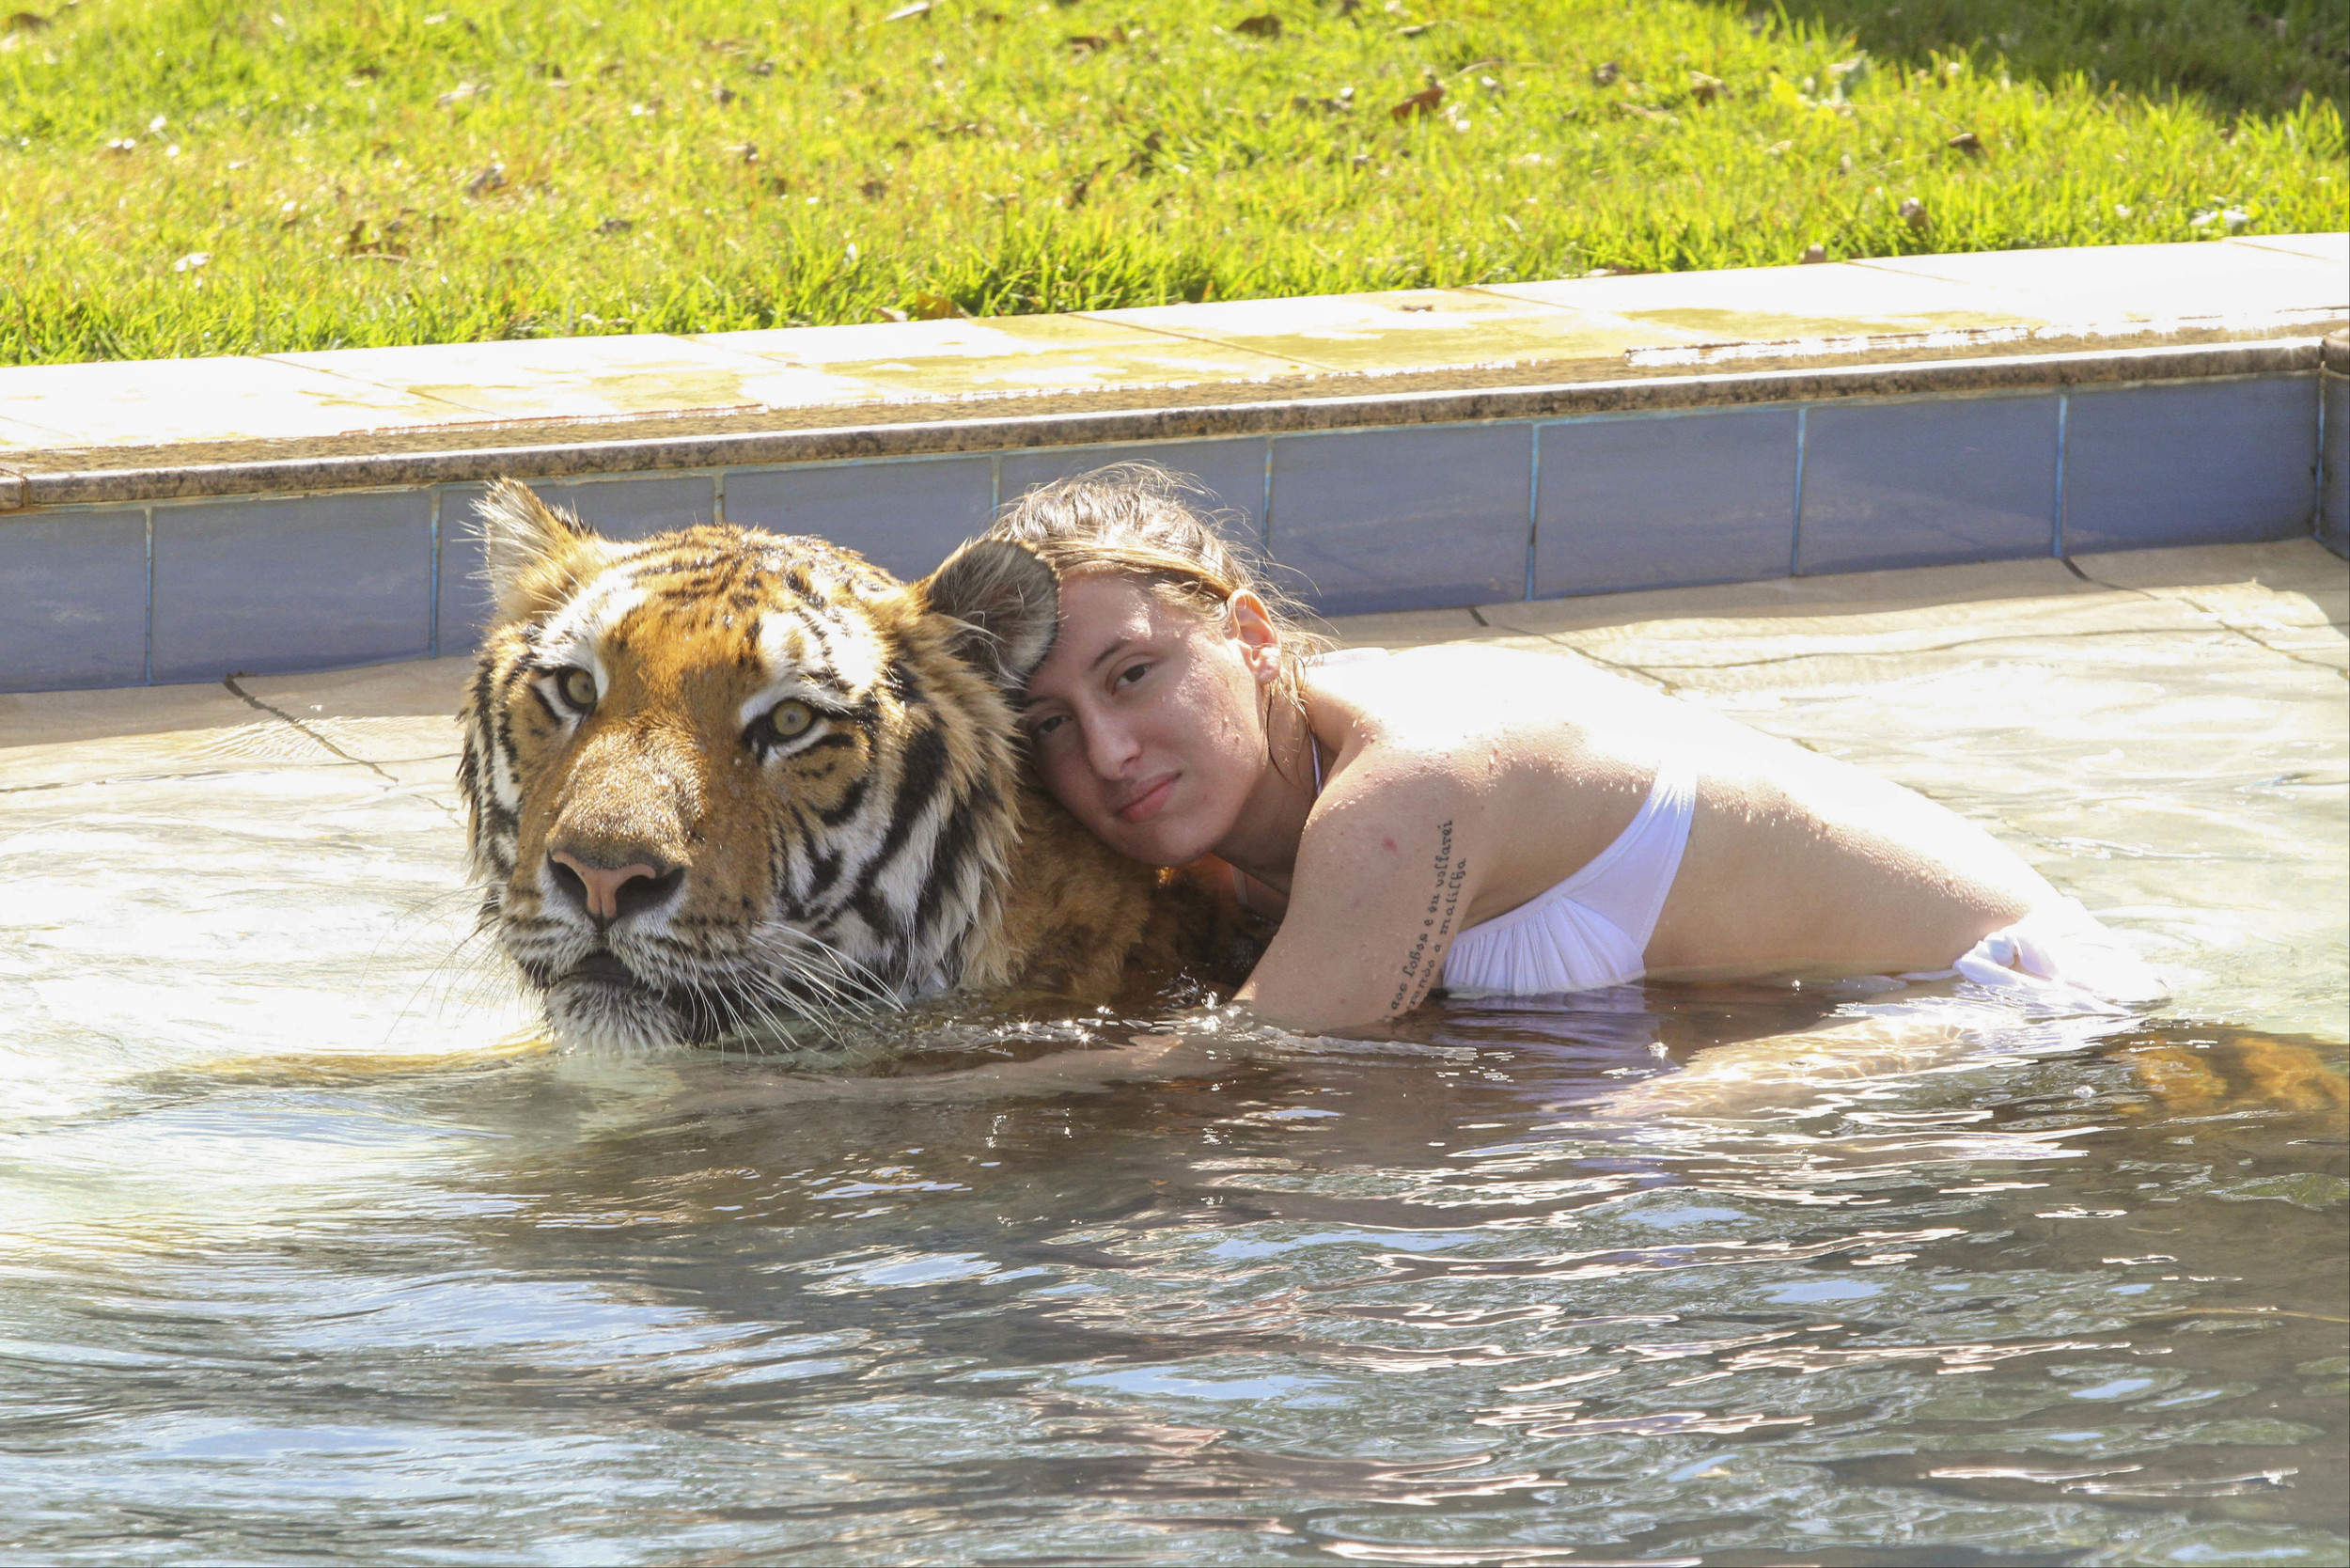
0;507;149;691
724;454;995;581
999;437;1272;552
1268;422;1533;616
1532;406;1799;598
537;472;717;542
2315;367;2346;559
433;481;494;657
149;491;433;683
1795;393;2060;574
2060;375;2318;554
3;369;2333;692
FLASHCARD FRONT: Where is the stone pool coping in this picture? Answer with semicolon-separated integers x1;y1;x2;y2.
5;237;2346;695
1;234;2341;510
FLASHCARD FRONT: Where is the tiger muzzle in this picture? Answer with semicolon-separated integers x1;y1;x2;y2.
539;728;705;934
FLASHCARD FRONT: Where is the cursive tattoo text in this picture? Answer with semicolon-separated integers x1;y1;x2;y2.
1389;820;1467;1013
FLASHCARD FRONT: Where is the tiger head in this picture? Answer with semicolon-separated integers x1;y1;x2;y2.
459;478;1060;1050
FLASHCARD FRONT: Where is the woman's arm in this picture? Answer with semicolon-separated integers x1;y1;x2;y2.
1234;761;1492;1030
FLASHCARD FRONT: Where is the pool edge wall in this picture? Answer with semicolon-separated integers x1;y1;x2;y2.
2322;331;2350;561
5;339;2344;697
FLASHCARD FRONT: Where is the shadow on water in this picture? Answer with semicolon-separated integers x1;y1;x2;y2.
1700;0;2345;116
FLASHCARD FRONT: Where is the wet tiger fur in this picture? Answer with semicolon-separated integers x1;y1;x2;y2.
458;478;1263;1050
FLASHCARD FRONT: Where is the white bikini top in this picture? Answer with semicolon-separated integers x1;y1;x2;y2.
1439;759;1698;997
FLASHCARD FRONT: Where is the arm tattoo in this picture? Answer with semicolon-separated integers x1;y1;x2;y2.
1389;820;1467;1013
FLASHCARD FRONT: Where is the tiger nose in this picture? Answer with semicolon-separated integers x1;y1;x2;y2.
548;848;684;928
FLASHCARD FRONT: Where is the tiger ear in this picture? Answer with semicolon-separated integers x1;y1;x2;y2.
474;478;608;624
917;539;1059;689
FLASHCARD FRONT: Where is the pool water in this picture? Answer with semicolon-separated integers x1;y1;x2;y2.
2;546;2342;1565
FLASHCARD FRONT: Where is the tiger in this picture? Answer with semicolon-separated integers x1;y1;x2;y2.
457;478;1264;1051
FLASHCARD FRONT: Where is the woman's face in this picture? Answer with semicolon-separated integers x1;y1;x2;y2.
1018;573;1280;867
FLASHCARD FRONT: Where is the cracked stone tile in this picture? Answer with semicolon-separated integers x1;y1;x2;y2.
238;656;473;722
1474;557;2104;640
2072;540;2348;599
1323;606;1497;649
0;716;353;795
2232;622;2348;669
1;678;261;751
2155;582;2347;633
238;656;473;768
1487;590;2219;672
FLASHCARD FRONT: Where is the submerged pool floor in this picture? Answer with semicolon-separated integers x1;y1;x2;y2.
2;542;2344;1564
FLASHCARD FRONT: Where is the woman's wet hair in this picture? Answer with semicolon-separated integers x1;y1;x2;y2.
982;463;1331;720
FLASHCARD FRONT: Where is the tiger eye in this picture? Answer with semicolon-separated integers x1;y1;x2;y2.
765;698;815;740
557;666;598;710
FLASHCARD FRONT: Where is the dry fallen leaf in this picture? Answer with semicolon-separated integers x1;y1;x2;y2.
5;10;50;33
339;218;412;261
437;82;484;107
1899;196;1928;229
1948;130;1985;156
1390;81;1444;120
596;216;634;235
1689;71;1724;104
1067;33;1113;55
1233;13;1281;39
463;164;507;197
884;1;932;20
1590;61;1620;87
1066;158;1109;206
859;176;888;198
728;141;760;163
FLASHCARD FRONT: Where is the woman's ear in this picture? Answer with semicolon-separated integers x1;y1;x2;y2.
1226;590;1283;686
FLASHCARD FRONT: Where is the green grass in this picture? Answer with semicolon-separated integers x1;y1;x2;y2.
1;0;2342;367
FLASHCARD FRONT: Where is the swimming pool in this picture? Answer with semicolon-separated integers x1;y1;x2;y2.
2;543;2342;1564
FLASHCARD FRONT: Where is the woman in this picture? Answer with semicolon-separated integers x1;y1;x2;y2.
993;467;2159;1032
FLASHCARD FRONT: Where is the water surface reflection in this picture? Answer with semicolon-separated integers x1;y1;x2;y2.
6;994;2340;1565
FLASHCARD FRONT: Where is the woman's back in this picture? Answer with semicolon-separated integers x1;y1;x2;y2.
1303;643;2059;983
